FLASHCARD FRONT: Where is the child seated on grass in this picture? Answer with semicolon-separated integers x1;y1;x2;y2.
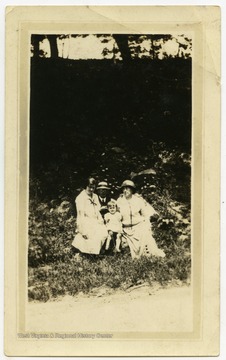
104;199;122;253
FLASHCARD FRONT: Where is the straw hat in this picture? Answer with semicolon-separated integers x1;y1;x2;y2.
96;181;110;190
120;180;136;189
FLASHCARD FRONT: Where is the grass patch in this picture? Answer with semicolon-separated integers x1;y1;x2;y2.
28;245;191;302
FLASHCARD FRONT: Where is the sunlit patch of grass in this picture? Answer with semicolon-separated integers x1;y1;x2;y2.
28;243;191;302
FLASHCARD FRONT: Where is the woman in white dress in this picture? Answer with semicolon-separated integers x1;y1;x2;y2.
72;178;108;254
117;180;165;259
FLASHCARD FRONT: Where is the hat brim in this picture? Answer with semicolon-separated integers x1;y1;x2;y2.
97;186;110;190
121;185;136;190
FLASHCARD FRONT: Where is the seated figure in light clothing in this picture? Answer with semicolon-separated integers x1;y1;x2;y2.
104;199;122;253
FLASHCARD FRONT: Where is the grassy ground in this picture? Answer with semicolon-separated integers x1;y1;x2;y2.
28;248;191;302
28;191;191;302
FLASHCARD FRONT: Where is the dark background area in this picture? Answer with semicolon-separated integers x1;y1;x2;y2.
29;57;191;203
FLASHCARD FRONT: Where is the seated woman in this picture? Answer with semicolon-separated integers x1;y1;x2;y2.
117;180;165;259
72;177;108;255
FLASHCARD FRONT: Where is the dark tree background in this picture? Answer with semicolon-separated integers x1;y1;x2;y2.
29;34;191;205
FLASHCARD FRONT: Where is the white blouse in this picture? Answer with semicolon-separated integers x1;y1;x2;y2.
117;194;156;227
76;190;103;230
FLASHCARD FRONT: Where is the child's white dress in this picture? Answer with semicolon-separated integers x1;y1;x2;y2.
104;212;122;233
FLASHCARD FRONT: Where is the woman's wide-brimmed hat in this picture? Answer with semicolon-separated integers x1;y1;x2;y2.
96;181;110;190
120;180;136;189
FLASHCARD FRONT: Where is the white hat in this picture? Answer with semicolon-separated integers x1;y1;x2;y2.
96;181;110;190
120;180;136;189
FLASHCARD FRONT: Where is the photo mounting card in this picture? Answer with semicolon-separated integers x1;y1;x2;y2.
5;5;220;357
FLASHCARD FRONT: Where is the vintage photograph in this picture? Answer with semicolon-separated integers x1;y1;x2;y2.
27;32;192;332
4;6;220;357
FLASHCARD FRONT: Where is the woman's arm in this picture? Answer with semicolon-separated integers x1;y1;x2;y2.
138;196;158;220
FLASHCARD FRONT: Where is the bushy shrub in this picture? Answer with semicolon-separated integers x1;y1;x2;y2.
28;200;75;267
28;285;51;302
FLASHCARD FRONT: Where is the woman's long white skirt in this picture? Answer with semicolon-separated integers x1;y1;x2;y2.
122;221;165;259
72;219;108;255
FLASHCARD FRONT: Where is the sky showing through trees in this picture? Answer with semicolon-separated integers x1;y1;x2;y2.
31;34;192;61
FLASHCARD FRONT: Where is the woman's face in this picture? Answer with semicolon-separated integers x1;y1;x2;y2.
123;186;133;199
86;184;95;196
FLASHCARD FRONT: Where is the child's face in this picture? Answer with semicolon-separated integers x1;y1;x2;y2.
108;205;116;214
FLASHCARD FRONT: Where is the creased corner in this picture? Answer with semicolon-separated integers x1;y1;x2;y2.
5;6;16;17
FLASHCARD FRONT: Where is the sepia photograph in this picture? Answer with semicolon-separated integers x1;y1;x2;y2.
4;6;221;357
26;33;193;337
27;31;193;330
28;34;192;324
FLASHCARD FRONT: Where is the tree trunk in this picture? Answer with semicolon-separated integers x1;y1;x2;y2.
31;35;44;58
47;35;59;58
149;38;155;59
113;35;131;62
